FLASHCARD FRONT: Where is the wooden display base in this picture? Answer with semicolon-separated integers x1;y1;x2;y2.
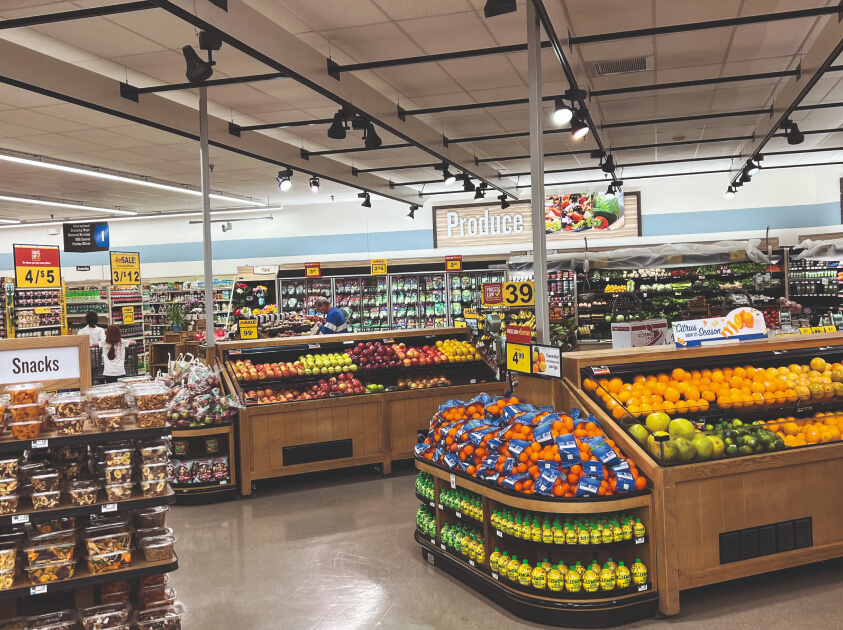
557;333;843;617
414;458;658;628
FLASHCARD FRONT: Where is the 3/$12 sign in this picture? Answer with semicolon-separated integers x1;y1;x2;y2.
110;251;141;285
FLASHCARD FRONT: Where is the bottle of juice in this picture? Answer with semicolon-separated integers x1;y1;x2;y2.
547;565;564;592
460;532;472;557
498;551;509;575
541;557;553;571
565;566;583;593
518;559;533;586
513;518;522;539
475;542;485;566
491;511;500;530
616;561;631;588
557;560;568;576
604;557;617;573
578;526;590;546
566;526;578;545
468;537;478;561
574;560;585;576
634;518;646;539
613;522;624;543
622;519;633;540
490;547;502;573
599;564;616;591
543;521;554;544
520;519;532;540
531;520;542;542
631;558;648;585
582;564;599;592
601;525;613;544
590;525;602;545
532;563;547;590
507;555;520;582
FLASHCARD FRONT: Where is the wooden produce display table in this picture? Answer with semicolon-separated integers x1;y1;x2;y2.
555;332;843;616
215;328;505;495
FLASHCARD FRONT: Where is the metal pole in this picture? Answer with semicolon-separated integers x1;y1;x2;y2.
527;0;549;345
199;87;215;350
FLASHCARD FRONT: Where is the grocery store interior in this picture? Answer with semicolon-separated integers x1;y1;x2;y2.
1;0;843;628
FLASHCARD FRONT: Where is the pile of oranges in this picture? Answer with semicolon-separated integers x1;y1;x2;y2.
584;357;843;419
417;393;647;497
765;412;843;447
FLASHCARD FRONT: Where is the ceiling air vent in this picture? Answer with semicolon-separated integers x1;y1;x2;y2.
592;56;653;76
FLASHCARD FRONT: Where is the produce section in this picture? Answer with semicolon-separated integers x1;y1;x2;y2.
414;390;657;627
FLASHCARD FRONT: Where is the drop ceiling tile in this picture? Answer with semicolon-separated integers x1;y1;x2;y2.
321;22;426;62
710;83;778;110
373;65;462;98
21;133;110;153
654;0;738;25
398;12;497;54
243;0;313;33
271;0;387;31
578;39;656;66
564;0;653;36
0;109;90;134
107;124;190;146
727;20;815;63
31;17;165;58
438;57;525;92
103;9;198;50
655;31;733;70
372;0;472;20
109;50;188;85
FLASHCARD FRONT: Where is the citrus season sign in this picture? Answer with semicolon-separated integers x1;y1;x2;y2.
110;252;141;285
14;244;62;289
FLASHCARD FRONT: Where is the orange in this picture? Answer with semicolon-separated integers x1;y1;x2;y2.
627;404;641;418
698;399;710;413
701;368;712;379
711;371;725;384
657;373;670;384
618;391;633;403
674;400;689;415
805;427;822;444
684;386;700;401
676;381;690;395
690;370;702;380
751;381;766;394
702;389;716;402
717;396;732;409
729;375;744;388
633;374;645;383
671;368;687;381
639;403;653;415
686;399;700;413
654;382;668;396
663;387;680;403
745;366;757;379
661;400;676;415
608;378;624;394
782;422;800;436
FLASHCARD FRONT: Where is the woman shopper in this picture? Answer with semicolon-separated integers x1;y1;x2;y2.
77;312;106;346
102;324;136;383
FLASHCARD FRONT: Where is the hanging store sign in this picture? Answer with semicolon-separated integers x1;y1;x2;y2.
63;222;109;252
673;308;767;347
371;259;388;275
531;345;561;378
253;265;278;275
14;244;61;289
482;282;535;307
445;255;462;271
506;325;533;345
122;307;135;325
304;262;321;278
110;252;140;285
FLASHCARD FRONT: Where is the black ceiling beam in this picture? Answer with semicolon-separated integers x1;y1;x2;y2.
233;118;333;133
0;1;154;30
304;142;414;158
601;107;772;130
120;72;285;102
591;68;799;98
504;154;739;179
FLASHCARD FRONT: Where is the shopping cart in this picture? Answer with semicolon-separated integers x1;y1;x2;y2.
90;344;140;385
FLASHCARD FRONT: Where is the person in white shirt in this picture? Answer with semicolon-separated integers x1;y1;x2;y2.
77;312;106;346
102;324;136;383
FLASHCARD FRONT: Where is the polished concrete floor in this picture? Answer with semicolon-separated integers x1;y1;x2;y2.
168;463;843;630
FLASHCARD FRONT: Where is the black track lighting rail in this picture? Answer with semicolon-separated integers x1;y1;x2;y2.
0;1;154;30
601;108;772;130
322;7;842;76
303;142;413;158
230;118;333;135
120;72;285;102
591;68;800;98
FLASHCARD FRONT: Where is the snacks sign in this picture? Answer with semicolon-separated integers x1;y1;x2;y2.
673;308;767;347
0;346;80;385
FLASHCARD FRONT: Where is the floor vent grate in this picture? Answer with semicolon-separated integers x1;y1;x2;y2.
283;439;353;465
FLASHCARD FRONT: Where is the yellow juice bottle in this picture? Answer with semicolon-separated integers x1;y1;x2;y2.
475;542;485;566
578;527;590;546
547;565;564;592
590;525;602;545
622;519;633;540
460;533;472;557
543;522;554;544
518;559;533;586
507;555;520;582
616;561;631;588
491;511;500;530
565;566;583;593
557;560;568;576
542;557;553;571
599;565;616;591
531;520;542;543
613;522;624;543
634;518;646;539
604;557;617;573
566;527;578;545
631;558;648;585
574;560;585;576
531;563;547;590
601;525;613;544
489;547;502;573
583;564;599;592
512;518;522;539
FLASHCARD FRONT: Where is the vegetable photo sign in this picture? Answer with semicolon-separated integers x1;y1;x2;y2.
545;191;624;233
673;308;767;347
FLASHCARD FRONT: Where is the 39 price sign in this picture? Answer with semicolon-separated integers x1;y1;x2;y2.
110;252;141;286
502;281;534;307
14;245;61;289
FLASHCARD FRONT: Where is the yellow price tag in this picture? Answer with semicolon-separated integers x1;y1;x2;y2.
305;262;321;278
730;250;748;261
122;307;135;325
239;318;258;340
110;251;141;286
446;255;462;271
464;309;478;320
800;327;814;335
506;342;531;374
502;281;534;307
14;245;61;289
33;306;52;315
454;320;467;328
371;258;387;275
812;326;825;334
824;325;837;333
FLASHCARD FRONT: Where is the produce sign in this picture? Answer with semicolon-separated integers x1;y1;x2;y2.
238;318;258;340
532;345;561;378
109;251;140;285
673;308;766;347
506;342;531;374
545;192;624;233
14;244;61;289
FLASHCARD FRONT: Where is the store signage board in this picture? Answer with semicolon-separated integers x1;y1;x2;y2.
482;282;535;307
433;193;640;249
371;259;388;275
0;345;80;385
673;308;767;347
464;309;478;320
239;318;258;340
63;222;109;253
109;252;140;286
14;245;61;289
506;325;532;344
445;255;462;271
75;266;91;272
454;320;467;328
506;342;531;374
532;344;561;378
304;262;321;278
122;307;135;325
253;265;278;275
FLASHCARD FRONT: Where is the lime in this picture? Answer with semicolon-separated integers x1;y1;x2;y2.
725;444;739;457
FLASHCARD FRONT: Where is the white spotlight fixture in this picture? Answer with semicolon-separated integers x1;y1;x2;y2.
442;164;456;185
604;184;616;200
725;186;737;199
309;176;320;193
570;112;590;140
276;168;293;192
747;156;763;176
551;98;574;126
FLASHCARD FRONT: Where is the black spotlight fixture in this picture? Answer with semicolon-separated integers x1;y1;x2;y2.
359;192;372;208
782;119;804;145
552;98;573;126
498;194;510;210
407;204;418;220
327;109;348;140
601;153;615;174
604;183;616;200
474;183;487;200
725;185;737;199
740;169;752;184
462;176;476;192
570;111;590;140
747;155;763;176
276;168;293;192
182;30;222;84
363;122;383;149
442;165;456;185
484;0;517;18
309;176;320;193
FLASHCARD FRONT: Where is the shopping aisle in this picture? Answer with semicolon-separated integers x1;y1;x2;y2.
167;465;843;630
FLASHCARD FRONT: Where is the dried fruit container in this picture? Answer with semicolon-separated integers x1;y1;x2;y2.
0;567;13;591
139;573;169;588
133;603;185;630
138;534;176;562
78;602;132;630
139;480;168;498
0;479;17;496
0;544;15;571
24;557;77;584
0;495;18;516
31;517;76;535
69;480;100;506
136;506;168;529
131;384;170;411
139;462;167;482
82;522;133;555
0;617;25;630
8;419;41;441
28;610;77;630
0;457;18;478
136;408;168;429
86;547;132;574
85;385;126;411
31;489;60;511
8;399;48;421
5;382;42;405
23;536;76;564
103;445;133;467
50;391;86;418
104;465;132;485
138;440;169;464
104;482;134;502
92;409;133;433
30;469;59;492
137;584;177;610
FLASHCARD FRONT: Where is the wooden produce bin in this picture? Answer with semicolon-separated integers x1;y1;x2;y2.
559;333;843;617
216;328;503;495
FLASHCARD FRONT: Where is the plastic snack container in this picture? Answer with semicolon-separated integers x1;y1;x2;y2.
5;382;42;405
86;547;133;574
50;392;86;418
136;506;168;529
133;603;185;629
53;414;87;436
104;482;134;502
24;558;77;584
139;534;176;562
26;610;77;630
69;480;100;506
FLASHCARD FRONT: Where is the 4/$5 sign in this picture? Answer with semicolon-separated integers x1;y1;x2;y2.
434;203;530;248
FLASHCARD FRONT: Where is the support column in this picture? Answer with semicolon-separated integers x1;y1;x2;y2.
199;87;215;350
527;0;549;345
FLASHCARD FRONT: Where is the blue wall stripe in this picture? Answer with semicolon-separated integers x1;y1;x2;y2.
642;202;841;236
0;229;434;269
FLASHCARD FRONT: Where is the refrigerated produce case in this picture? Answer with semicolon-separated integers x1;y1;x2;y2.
448;269;507;322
